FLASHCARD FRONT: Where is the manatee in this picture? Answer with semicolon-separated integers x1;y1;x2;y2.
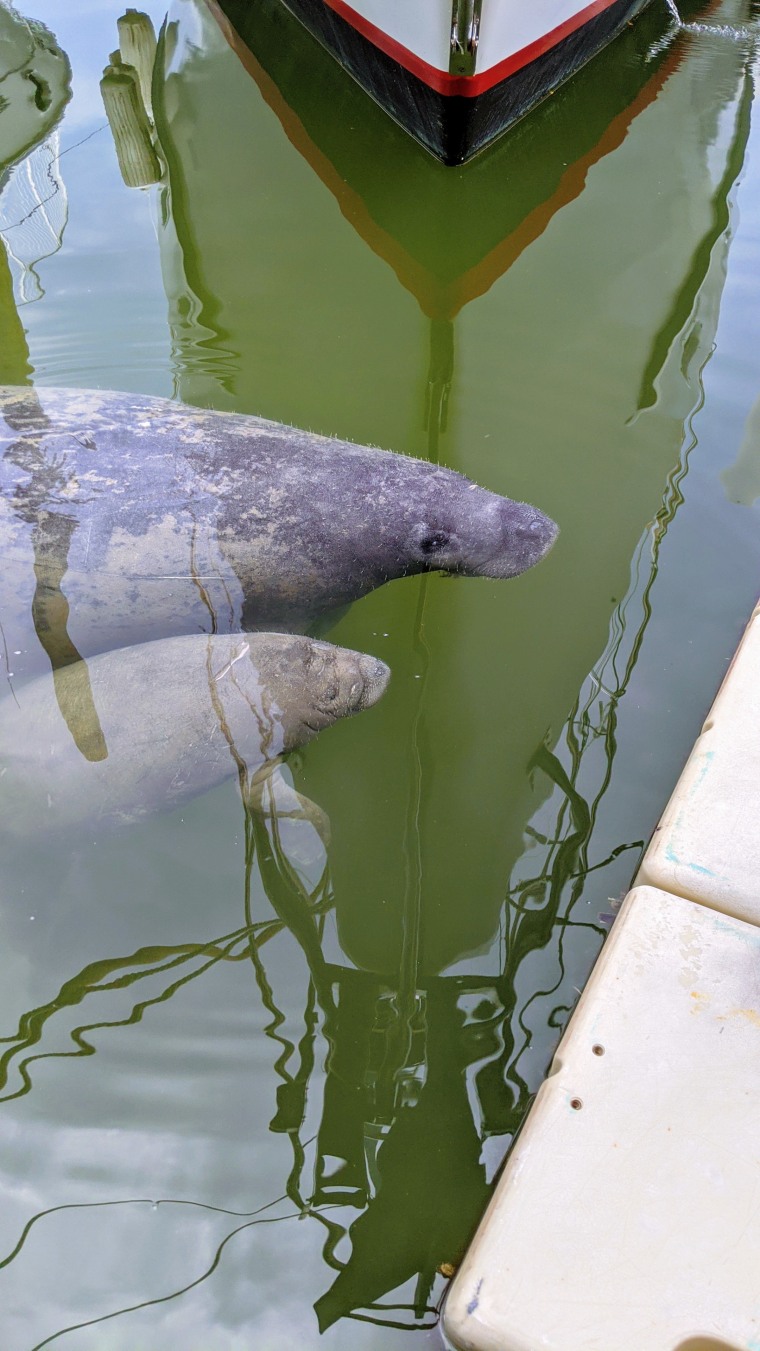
0;632;389;837
0;386;558;682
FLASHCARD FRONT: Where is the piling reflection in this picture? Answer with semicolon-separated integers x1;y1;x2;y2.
0;235;31;387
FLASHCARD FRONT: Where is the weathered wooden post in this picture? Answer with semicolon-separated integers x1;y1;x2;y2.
100;63;160;187
116;8;157;120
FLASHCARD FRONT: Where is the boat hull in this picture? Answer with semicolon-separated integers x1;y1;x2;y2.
261;0;656;163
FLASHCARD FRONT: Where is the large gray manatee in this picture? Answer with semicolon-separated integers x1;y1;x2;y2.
0;386;558;681
0;633;389;837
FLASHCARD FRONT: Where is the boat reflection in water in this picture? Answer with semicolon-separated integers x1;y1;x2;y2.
145;0;757;1327
0;0;755;1341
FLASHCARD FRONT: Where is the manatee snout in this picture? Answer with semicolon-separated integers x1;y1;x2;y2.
275;637;390;745
484;499;559;579
411;487;558;580
314;645;390;721
353;653;391;710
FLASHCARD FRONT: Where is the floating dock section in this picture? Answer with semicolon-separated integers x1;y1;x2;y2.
444;598;760;1351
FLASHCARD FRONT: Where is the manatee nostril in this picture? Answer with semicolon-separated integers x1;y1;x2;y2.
518;518;545;536
513;512;558;548
366;659;388;682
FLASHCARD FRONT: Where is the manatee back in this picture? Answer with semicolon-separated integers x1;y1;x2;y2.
0;386;427;668
0;384;452;575
0;386;554;677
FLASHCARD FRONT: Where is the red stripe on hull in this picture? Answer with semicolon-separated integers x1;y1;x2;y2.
320;0;630;96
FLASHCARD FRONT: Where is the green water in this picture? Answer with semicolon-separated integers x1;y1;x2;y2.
1;0;760;1345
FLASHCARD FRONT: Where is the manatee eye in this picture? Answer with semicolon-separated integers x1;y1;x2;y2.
419;531;448;555
323;684;339;703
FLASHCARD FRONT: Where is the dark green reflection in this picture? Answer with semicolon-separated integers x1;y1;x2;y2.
3;426;108;758
0;241;32;387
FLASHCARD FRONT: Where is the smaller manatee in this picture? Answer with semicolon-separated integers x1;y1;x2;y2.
0;633;389;837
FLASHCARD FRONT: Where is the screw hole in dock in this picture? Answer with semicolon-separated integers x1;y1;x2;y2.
570;1097;583;1111
592;1044;605;1056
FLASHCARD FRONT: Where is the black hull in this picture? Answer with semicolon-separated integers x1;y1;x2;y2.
208;0;692;309
273;0;655;164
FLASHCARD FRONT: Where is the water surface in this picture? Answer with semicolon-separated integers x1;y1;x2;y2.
1;0;760;1346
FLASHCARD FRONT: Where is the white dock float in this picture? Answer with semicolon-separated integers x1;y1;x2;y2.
444;598;760;1349
443;886;760;1351
636;600;760;925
